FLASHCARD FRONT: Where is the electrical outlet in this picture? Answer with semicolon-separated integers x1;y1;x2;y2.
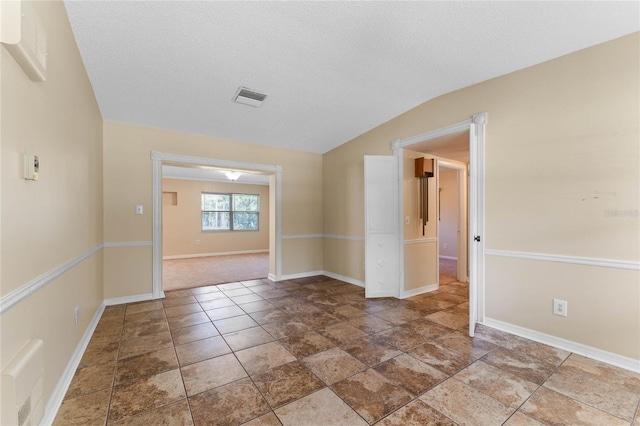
74;305;80;325
405;216;410;225
195;240;200;245
443;243;448;249
553;299;567;317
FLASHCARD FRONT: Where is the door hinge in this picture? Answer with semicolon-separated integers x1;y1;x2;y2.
474;236;481;242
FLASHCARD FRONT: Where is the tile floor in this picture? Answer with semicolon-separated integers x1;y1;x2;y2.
54;275;640;425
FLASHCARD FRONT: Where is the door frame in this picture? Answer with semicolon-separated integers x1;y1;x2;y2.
392;112;486;336
150;151;282;299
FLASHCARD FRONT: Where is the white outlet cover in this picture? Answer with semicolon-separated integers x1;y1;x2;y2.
553;299;568;317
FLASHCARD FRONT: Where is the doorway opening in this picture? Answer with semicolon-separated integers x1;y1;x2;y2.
160;164;272;292
393;113;486;337
151;151;282;299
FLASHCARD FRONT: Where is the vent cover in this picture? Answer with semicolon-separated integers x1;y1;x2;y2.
234;87;267;107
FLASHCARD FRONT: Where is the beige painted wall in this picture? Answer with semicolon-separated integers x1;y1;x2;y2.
439;169;458;258
162;179;269;257
1;0;103;416
322;33;640;359
103;121;323;297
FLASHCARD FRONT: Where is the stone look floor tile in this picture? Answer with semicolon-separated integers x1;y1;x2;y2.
214;314;259;334
454;360;539;408
275;387;368;426
250;308;291;325
171;322;220;346
521;386;629;426
347;315;394;334
263;319;310;339
108;369;186;422
373;307;424;325
205;304;246;320
232;293;265;304
118;331;173;359
195;291;230;303
223;326;275;351
80;335;120;367
432;331;497;359
401;318;452;339
331;368;413;424
240;411;282;426
125;300;164;315
319;322;369;345
302;347;367;385
121;319;170;339
189;377;271;426
342;335;402;367
425;310;469;329
471;323;512;346
374;353;447;395
504;335;571;366
502;411;546;426
296;311;341;329
110;399;194;425
191;284;222;294
64;361;115;400
235;341;297;375
252;361;325;408
163;295;198;307
199;297;236;311
420;378;514;426
561;354;640;393
408;342;475;375
480;347;557;385
166;311;211;330
115;347;178;385
376;399;456;426
164;303;203;318
123;308;166;325
279;330;336;358
375;326;428;351
53;388;111;426
181;352;247;396
239;299;276;314
175;335;232;366
543;366;640;422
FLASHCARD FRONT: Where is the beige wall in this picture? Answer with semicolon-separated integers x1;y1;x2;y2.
1;0;103;416
103;121;323;297
162;179;269;257
322;33;640;359
439;169;458;258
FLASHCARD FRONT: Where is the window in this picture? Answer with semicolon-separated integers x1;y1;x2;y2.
201;192;259;231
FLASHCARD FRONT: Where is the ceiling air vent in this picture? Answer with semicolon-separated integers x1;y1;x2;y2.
233;87;267;107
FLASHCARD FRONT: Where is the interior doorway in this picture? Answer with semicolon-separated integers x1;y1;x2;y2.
150;151;282;299
391;112;486;337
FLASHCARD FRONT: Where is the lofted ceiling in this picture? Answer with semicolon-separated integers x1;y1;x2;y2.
64;1;639;154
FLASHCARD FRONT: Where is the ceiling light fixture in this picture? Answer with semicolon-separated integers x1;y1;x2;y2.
224;171;242;181
233;87;267;107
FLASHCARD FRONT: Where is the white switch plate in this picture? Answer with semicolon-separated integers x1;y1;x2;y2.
553;299;568;317
135;205;143;215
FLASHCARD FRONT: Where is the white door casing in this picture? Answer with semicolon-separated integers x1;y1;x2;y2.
364;155;400;298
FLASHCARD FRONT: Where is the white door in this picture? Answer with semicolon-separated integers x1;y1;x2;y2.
364;155;400;298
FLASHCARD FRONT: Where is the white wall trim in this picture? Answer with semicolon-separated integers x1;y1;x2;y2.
281;234;324;240
103;241;153;248
397;118;472;148
41;301;106;425
323;234;364;241
400;283;438;299
483;318;640;373
439;255;458;260
163;249;269;260
0;244;103;314
485;249;640;271
104;293;155;306
162;175;269;186
404;238;437;245
322;271;365;288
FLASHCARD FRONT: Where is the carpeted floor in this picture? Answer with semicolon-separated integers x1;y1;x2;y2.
163;252;269;291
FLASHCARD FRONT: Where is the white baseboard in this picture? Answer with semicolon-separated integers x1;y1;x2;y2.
400;283;438;299
163;249;268;260
104;293;154;306
41;301;106;425
439;255;457;261
322;271;365;288
483;317;640;373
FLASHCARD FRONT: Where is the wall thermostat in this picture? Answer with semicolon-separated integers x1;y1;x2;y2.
24;153;39;181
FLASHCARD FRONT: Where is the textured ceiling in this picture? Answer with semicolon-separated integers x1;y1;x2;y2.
64;1;639;154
